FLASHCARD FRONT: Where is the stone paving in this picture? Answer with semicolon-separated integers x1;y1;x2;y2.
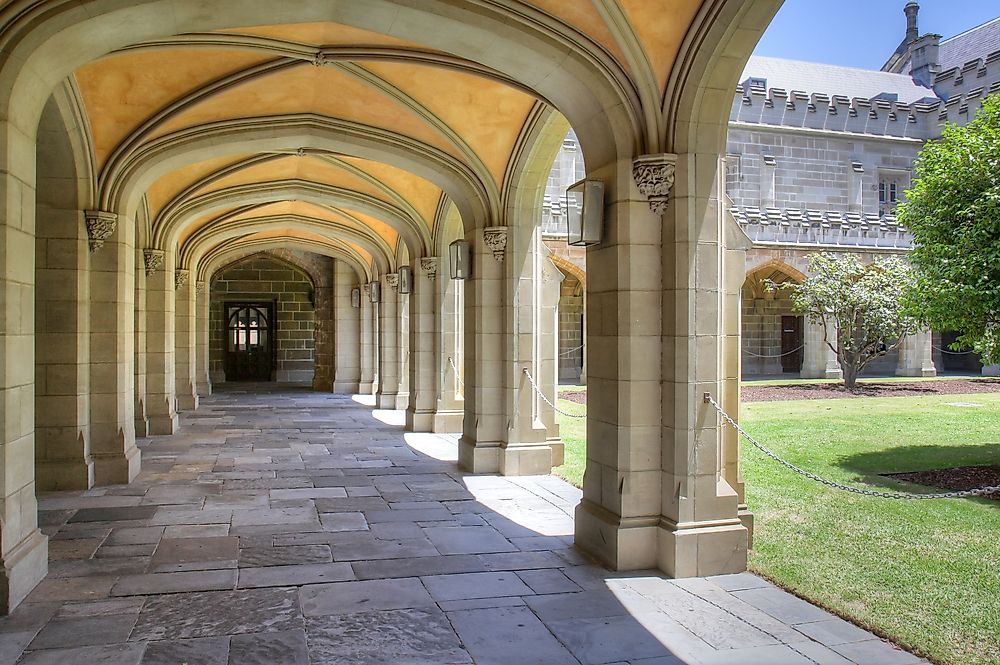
0;385;927;664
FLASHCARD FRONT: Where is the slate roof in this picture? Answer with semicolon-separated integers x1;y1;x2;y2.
937;16;1000;72
741;56;935;103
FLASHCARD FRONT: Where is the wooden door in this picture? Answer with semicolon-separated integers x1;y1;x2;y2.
781;315;804;373
224;303;274;381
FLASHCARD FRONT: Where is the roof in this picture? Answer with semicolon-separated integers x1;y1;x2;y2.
741;56;934;103
937;16;1000;72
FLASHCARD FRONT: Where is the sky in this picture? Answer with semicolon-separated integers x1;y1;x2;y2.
752;0;1000;69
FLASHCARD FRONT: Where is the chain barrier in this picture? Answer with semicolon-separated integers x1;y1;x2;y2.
522;368;587;419
559;344;584;357
704;393;1000;500
742;344;804;359
446;356;465;388
932;345;977;356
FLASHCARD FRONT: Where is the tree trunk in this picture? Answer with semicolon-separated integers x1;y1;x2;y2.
842;361;858;389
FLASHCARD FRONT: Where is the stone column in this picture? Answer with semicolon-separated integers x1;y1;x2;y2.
459;228;506;472
333;261;361;393
134;257;149;437
375;274;399;408
195;281;212;396
896;330;936;377
144;249;179;434
34;205;91;490
174;269;199;410
432;270;464;432
88;211;140;486
800;319;843;379
0;121;49;612
501;226;557;476
540;251;564;466
406;258;438;431
359;284;376;394
579;291;587;385
396;286;411;410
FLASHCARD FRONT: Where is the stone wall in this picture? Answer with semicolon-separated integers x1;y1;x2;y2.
558;272;583;382
209;253;325;384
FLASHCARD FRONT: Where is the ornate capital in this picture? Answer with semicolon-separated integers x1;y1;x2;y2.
174;269;189;289
483;226;508;262
312;51;327;67
195;281;206;294
385;273;399;290
632;153;678;215
419;257;439;280
84;210;117;252
143;249;165;275
362;283;371;296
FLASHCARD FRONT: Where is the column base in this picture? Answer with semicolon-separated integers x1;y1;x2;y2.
197;381;213;397
332;381;360;394
739;505;755;549
405;409;434;432
375;392;398;409
458;437;501;473
431;409;463;433
548;437;565;467
800;366;843;379
135;416;148;438
177;394;199;411
0;529;48;614
574;499;658;570
36;458;94;492
500;444;553;476
148;413;179;435
358;380;375;395
896;367;937;377
395;393;409;410
657;517;748;578
93;443;141;486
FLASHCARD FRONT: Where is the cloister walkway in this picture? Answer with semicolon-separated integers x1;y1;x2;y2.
1;386;923;664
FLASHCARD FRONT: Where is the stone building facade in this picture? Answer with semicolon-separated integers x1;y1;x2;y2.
543;2;998;380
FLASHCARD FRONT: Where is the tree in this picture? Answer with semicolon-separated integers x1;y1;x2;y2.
768;253;919;389
897;94;1000;363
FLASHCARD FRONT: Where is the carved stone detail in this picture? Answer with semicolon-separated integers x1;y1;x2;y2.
175;269;190;289
84;210;117;252
419;257;439;280
195;281;206;294
143;249;165;275
483;226;508;262
632;153;678;215
385;273;399;291
362;283;371;296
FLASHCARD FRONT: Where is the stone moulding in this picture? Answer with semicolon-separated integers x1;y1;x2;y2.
195;281;206;293
420;257;439;280
385;273;399;291
174;269;189;289
483;226;508;262
84;210;118;252
632;153;678;215
143;249;165;275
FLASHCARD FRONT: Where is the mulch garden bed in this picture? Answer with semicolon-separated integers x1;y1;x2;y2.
883;465;1000;501
742;378;1000;402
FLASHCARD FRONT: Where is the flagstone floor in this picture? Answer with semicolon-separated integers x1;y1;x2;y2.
0;384;926;664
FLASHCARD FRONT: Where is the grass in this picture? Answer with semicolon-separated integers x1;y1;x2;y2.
553;389;1000;665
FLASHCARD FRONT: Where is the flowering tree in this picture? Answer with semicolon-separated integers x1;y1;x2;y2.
896;95;1000;363
769;253;919;389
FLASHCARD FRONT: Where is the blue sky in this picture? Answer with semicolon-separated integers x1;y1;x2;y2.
753;0;1000;68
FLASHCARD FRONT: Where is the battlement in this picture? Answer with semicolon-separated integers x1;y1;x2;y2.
731;206;913;250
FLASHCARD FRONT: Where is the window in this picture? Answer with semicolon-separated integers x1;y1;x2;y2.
877;170;909;215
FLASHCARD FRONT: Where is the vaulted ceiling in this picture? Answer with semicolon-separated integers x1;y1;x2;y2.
70;1;703;277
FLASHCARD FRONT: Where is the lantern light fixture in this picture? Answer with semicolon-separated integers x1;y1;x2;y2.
369;281;381;303
351;287;361;308
398;265;413;294
449;239;471;280
565;178;604;246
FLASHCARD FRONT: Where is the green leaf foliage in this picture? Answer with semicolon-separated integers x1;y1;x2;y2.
767;253;918;388
897;94;1000;363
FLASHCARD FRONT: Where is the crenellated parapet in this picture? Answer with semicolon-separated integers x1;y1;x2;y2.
731;206;912;250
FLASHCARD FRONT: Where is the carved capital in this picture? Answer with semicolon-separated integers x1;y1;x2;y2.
84;210;117;252
632;153;678;215
385;273;399;291
143;249;165;275
419;257;439;280
195;281;206;294
362;283;371;296
483;226;508;262
174;269;189;289
312;51;327;67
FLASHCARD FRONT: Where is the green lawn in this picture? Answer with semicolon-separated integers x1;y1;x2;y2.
554;390;1000;665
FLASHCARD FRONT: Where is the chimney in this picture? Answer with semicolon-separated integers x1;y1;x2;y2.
908;33;941;87
904;2;920;44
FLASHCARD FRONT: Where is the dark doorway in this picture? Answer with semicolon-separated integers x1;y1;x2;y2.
781;315;804;373
224;302;275;381
940;331;983;372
